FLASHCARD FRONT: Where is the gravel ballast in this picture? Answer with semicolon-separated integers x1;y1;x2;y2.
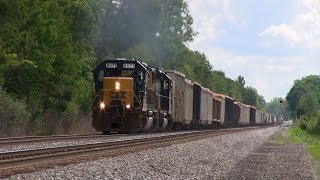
0;131;200;153
5;127;285;179
226;128;317;180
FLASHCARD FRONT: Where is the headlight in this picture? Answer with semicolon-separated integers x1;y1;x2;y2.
126;104;131;109
115;82;120;90
100;102;105;109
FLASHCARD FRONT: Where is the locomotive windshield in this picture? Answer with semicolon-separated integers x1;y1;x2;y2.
97;69;145;81
98;69;135;80
94;60;148;94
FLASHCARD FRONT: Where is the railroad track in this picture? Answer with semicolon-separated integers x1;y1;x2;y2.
0;127;261;177
0;134;129;147
0;131;196;147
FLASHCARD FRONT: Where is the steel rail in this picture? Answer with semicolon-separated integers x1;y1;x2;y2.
0;126;261;177
0;134;129;146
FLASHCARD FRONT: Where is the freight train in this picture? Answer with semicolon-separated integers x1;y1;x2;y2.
92;58;276;134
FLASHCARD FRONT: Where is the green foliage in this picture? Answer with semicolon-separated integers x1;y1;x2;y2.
93;0;195;62
264;97;290;120
297;93;319;116
236;76;245;87
0;0;97;135
287;75;320;160
286;75;320;117
0;0;266;136
92;0;265;108
0;89;31;136
275;134;285;145
298;113;320;135
288;125;320;161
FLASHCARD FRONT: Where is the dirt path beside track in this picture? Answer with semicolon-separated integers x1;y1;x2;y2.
226;127;319;180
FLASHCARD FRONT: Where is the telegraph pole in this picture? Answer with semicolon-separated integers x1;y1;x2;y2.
279;99;284;125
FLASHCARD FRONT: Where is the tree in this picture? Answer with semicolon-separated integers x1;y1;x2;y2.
242;87;258;106
0;0;98;134
0;0;267;135
297;93;319;116
264;98;290;120
286;75;320;117
236;75;245;87
93;0;195;63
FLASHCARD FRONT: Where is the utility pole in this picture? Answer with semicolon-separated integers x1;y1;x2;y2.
279;99;284;125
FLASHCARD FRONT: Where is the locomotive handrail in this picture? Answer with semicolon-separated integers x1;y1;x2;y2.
134;91;143;107
147;88;171;99
92;89;103;107
92;89;142;108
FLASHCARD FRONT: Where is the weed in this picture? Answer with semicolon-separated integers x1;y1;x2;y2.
275;134;285;145
288;125;320;161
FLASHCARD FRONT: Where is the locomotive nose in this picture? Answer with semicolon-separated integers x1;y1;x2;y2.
102;77;134;109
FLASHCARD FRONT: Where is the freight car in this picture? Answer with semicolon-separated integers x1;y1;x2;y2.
236;102;250;126
212;93;235;127
92;58;275;133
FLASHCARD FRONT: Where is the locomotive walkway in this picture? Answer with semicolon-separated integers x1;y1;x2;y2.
226;128;318;179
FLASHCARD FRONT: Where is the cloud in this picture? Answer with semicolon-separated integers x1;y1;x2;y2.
186;0;320;102
186;0;246;47
200;47;316;101
259;0;320;49
264;56;304;73
259;24;301;47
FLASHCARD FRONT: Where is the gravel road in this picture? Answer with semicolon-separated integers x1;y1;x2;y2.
5;127;283;180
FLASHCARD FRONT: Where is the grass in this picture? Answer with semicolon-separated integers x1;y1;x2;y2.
288;125;320;161
274;134;285;145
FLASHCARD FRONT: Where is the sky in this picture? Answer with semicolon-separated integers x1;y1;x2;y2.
185;0;320;102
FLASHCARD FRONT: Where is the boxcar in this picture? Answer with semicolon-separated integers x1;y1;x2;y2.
256;110;262;125
192;82;202;126
225;96;235;126
264;113;269;124
165;70;185;125
238;103;250;125
271;115;275;124
213;93;234;127
249;106;256;125
200;88;213;125
213;93;225;125
207;91;213;125
184;79;194;125
234;102;241;125
213;96;221;123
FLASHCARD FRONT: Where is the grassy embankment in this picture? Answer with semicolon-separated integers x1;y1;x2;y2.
288;125;320;161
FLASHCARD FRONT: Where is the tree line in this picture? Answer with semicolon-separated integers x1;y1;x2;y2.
0;0;265;136
286;75;320;135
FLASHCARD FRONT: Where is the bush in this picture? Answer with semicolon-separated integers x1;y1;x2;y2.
0;89;31;136
299;120;307;130
299;112;320;135
289;126;320;161
308;114;320;135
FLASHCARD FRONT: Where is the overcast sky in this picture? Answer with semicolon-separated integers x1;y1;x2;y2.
186;0;320;102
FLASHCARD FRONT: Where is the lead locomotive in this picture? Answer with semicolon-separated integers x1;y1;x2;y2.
92;59;171;134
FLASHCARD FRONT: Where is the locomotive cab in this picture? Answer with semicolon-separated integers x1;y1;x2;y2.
92;59;148;133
